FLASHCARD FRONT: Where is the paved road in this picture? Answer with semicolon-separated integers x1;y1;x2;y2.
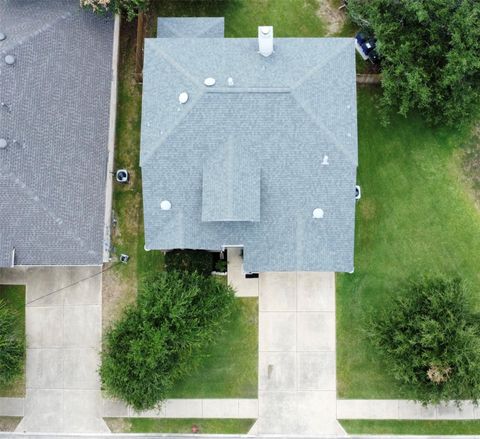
255;272;343;435
0;267;108;434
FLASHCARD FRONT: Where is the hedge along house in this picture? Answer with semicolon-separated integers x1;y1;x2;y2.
141;17;358;274
0;0;115;268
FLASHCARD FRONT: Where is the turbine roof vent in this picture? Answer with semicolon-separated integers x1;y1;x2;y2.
160;200;172;211
0;138;7;149
178;92;189;104
312;208;324;219
4;55;15;65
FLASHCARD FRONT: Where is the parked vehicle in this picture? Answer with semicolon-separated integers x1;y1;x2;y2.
355;32;380;64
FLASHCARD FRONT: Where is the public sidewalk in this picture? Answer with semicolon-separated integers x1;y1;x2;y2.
337;400;480;420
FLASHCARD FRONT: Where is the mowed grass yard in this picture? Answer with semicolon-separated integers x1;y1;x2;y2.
148;0;326;38
0;285;25;397
341;420;480;435
337;88;480;398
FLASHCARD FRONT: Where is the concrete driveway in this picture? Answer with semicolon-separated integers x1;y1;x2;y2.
255;272;343;435
0;267;108;433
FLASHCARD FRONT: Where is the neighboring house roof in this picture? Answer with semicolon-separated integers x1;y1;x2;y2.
157;17;224;38
141;19;358;273
0;0;114;267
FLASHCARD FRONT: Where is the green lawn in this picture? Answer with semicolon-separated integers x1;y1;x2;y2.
337;89;480;398
0;285;25;397
341;420;480;435
106;418;255;434
169;298;258;398
149;0;326;38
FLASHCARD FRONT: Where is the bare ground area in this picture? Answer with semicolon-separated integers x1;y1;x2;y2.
102;264;136;329
0;417;21;432
316;0;346;36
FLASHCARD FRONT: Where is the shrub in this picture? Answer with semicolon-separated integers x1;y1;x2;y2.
214;260;228;273
100;271;235;411
368;277;480;405
165;250;214;277
0;300;25;385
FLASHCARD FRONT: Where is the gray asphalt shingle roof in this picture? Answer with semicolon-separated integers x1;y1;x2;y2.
141;20;358;272
202;136;261;222
0;0;114;267
157;17;224;38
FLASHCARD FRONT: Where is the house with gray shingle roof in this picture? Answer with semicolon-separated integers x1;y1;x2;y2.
0;0;115;267
141;18;358;273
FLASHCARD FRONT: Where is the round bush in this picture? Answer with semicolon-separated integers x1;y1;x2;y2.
0;300;25;385
368;277;480;405
100;271;235;411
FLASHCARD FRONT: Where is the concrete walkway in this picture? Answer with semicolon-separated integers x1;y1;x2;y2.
0;267;108;434
256;272;343;435
337;399;480;420
227;248;259;297
103;398;258;419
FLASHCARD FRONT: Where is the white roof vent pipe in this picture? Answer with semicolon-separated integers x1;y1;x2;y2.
258;26;274;57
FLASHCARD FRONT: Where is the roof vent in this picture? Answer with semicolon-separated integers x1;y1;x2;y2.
0;33;6;41
258;26;274;57
227;77;234;86
4;55;15;65
312;208;324;219
178;92;189;104
0;138;7;149
160;200;172;211
115;169;129;183
204;77;216;87
322;155;329;165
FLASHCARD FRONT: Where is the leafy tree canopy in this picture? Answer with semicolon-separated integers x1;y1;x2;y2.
368;277;480;405
348;0;480;125
100;271;235;411
81;0;149;21
0;300;25;385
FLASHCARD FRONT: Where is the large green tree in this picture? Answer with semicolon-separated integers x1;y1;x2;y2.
368;277;480;405
348;0;480;125
100;271;235;411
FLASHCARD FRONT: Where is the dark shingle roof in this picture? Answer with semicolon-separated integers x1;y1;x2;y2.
141;20;357;272
0;0;114;266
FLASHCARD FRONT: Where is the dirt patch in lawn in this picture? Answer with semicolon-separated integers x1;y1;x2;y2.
105;417;131;433
102;264;136;329
316;0;346;36
0;417;21;432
